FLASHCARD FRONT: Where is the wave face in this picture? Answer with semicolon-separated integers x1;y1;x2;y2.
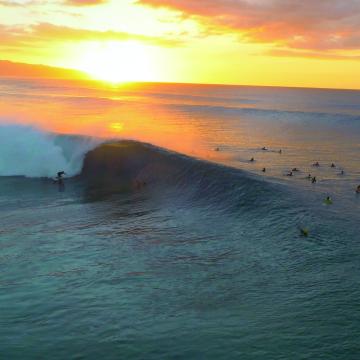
0;124;277;215
80;140;288;217
0;124;100;178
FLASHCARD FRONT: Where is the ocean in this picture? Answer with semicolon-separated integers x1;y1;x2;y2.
0;78;360;359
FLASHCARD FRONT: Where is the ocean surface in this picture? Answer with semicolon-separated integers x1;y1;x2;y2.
0;78;360;359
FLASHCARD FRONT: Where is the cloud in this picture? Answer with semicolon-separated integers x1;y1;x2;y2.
0;22;180;48
266;48;360;61
0;0;42;6
65;0;107;6
0;0;108;6
137;0;360;52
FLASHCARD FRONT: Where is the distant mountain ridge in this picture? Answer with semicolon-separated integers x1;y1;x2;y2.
0;60;90;80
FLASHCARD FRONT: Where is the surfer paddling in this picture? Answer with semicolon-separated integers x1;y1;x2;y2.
324;196;333;205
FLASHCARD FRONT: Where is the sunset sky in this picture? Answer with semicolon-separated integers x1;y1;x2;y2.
1;0;360;89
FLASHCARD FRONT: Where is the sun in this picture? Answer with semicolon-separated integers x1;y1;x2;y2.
76;41;156;83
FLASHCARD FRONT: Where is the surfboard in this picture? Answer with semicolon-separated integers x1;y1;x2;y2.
52;177;66;184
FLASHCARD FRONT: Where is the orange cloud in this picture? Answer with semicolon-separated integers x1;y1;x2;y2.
65;0;107;5
138;0;360;52
0;22;180;48
266;48;360;60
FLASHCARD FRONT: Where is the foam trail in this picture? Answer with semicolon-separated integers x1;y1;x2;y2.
0;124;100;178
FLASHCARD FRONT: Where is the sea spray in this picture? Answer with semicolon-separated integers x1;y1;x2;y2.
0;124;101;177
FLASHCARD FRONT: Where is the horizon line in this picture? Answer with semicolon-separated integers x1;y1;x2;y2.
1;59;360;93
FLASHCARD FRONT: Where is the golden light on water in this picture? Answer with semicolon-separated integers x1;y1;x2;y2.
75;41;157;83
109;122;124;132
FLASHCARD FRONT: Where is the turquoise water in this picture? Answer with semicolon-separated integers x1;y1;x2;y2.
0;79;360;359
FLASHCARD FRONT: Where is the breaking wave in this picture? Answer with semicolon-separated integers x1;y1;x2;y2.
0;124;100;178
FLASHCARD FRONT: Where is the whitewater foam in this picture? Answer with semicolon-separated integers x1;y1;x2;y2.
0;124;100;178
